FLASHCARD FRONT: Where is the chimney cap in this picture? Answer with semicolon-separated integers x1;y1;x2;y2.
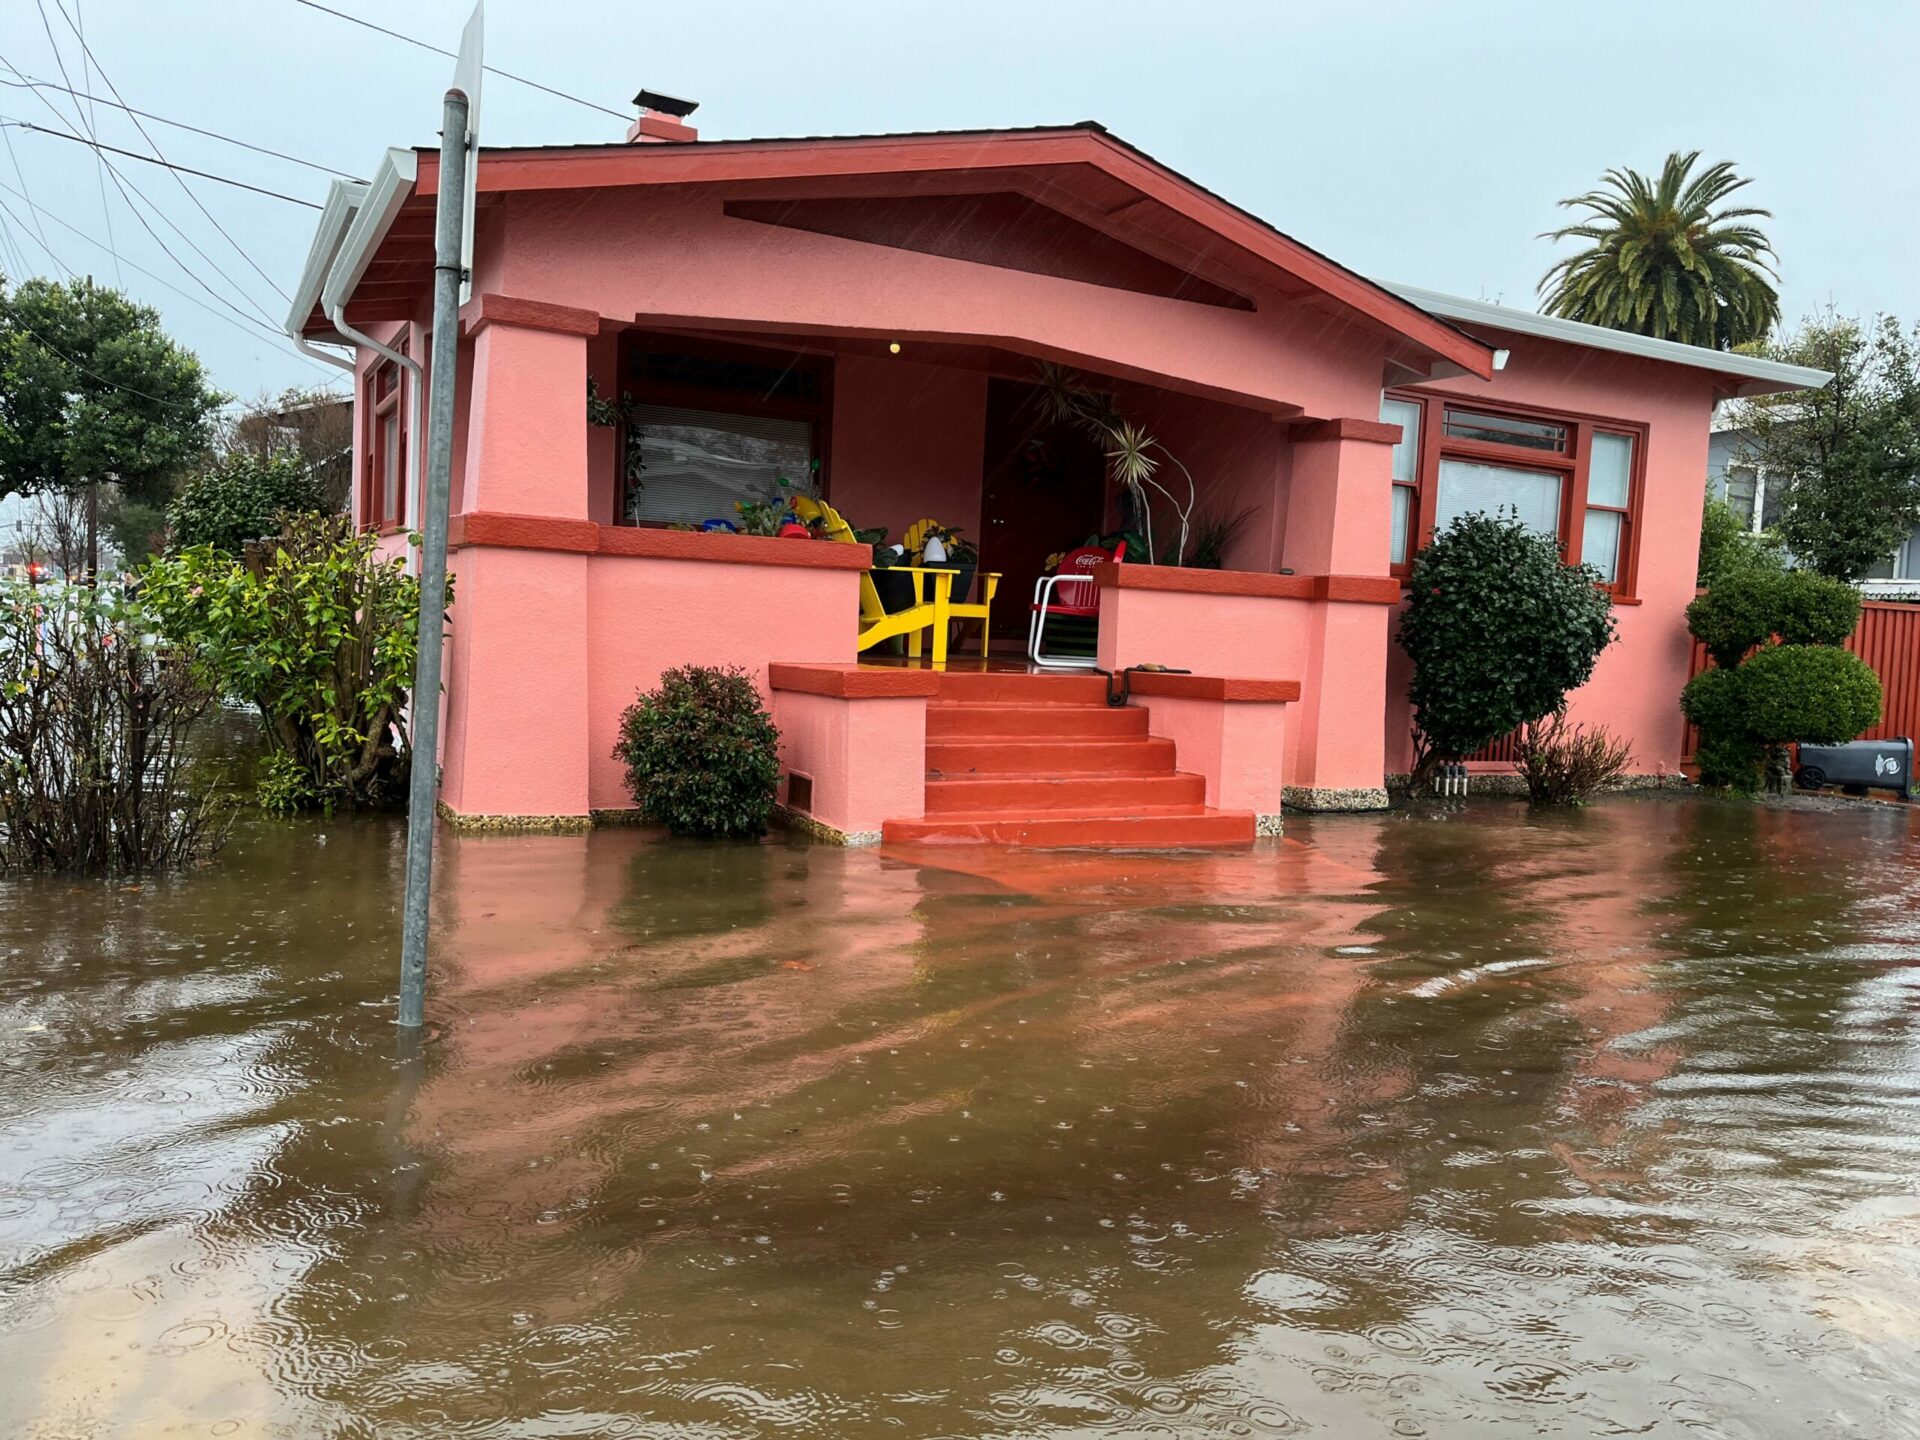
632;90;699;119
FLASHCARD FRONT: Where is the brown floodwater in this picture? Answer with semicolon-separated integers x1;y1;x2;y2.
3;797;1920;1438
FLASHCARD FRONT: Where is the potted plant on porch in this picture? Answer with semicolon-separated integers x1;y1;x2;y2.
917;525;978;603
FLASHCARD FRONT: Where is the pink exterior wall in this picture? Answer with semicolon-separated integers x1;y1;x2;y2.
828;355;988;544
490;186;1394;424
772;692;928;838
1138;695;1288;819
1383;330;1720;778
584;556;856;812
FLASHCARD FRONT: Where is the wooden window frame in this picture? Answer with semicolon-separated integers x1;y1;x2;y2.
612;330;834;527
1385;389;1647;600
359;341;408;534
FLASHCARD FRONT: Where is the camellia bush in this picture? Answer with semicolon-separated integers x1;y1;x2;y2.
141;513;430;813
1681;568;1881;792
0;577;227;874
1399;512;1618;790
614;665;781;838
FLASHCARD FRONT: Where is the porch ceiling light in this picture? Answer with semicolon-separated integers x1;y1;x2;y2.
888;341;902;354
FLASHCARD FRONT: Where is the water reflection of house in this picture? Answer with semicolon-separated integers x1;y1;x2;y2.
285;94;1830;843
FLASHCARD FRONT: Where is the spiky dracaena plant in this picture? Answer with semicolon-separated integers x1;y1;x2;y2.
1538;151;1780;350
1033;363;1196;563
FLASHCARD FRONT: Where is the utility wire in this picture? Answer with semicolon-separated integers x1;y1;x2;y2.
1;112;290;331
3;122;322;209
0;53;290;333
32;0;118;287
291;0;630;121
0;76;360;179
0;180;348;377
50;2;299;301
0;122;51;255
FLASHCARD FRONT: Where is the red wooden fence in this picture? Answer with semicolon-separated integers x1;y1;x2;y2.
1680;599;1920;759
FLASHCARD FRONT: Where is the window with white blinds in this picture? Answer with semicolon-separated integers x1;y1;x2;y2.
1434;459;1563;539
624;405;814;525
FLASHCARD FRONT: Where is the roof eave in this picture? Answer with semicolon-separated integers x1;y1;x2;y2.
316;148;420;323
284;179;369;343
1384;283;1833;397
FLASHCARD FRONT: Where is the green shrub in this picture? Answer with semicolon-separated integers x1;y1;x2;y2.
614;665;780;838
141;513;429;812
1696;495;1786;589
1736;643;1882;746
1399;512;1616;778
1686;569;1779;668
167;452;329;555
1771;570;1861;647
1681;665;1763;791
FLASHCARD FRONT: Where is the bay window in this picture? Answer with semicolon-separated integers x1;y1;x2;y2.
1380;390;1643;596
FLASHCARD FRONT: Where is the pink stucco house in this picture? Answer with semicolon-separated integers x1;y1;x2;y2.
285;97;1825;845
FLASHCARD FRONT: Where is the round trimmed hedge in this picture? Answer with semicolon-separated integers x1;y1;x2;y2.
615;665;781;839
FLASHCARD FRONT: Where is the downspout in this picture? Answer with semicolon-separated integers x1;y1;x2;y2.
292;333;354;372
327;300;426;569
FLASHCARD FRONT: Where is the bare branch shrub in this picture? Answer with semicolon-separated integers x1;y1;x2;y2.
0;578;228;874
1512;714;1634;805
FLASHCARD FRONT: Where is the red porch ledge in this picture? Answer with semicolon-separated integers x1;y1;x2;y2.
1127;672;1301;703
1092;564;1400;604
446;512;871;570
769;663;941;698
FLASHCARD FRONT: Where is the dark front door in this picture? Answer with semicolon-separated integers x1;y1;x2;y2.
978;379;1111;643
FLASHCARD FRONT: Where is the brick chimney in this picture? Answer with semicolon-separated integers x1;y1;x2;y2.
628;89;699;144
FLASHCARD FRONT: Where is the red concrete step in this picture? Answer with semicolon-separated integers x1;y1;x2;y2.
927;736;1177;776
930;670;1109;704
924;771;1206;813
882;808;1256;848
926;701;1147;739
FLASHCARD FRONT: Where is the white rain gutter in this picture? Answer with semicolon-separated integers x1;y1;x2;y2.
315;151;427;537
1383;282;1832;397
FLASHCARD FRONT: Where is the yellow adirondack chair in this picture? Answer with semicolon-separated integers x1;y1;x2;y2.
794;498;958;663
903;516;999;659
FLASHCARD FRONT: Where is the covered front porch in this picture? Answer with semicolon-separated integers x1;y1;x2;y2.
437;309;1405;840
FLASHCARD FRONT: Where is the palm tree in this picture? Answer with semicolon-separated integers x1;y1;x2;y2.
1538;151;1780;349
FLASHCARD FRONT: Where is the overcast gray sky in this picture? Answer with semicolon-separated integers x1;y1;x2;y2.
0;0;1913;404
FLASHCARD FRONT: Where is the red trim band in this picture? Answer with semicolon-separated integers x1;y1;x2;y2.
1292;417;1403;445
1128;672;1301;703
1092;564;1400;604
769;663;940;698
448;512;871;570
460;293;603;338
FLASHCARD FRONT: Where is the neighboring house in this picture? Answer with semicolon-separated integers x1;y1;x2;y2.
284;99;1828;843
230;392;355;514
1708;411;1920;595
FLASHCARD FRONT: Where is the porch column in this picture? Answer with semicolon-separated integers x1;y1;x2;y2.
438;294;603;826
1280;417;1402;811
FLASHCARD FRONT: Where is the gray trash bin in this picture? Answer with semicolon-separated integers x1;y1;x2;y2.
1794;738;1914;798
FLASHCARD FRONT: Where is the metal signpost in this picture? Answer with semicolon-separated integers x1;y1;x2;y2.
398;3;482;1029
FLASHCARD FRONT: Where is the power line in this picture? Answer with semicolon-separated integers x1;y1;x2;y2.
49;2;297;302
32;0;117;287
0;52;291;334
0;76;360;179
2;307;217;412
0;182;347;377
290;0;629;121
3;121;322;209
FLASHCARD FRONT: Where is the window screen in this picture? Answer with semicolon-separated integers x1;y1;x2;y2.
625;405;814;525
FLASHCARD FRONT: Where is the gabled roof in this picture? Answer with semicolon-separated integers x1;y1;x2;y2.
290;122;1498;380
1384;283;1832;398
